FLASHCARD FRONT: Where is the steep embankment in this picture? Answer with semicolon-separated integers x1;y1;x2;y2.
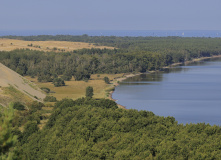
0;63;46;104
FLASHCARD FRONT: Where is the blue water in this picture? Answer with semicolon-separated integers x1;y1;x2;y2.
1;30;221;37
112;59;221;125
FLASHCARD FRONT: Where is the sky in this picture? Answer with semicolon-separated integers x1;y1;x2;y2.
1;0;221;31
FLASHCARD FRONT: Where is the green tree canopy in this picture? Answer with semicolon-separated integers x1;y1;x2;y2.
53;78;65;87
103;76;110;84
0;103;17;159
85;86;94;98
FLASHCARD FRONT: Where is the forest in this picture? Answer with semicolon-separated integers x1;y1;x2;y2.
1;98;221;159
1;36;221;82
1;36;221;159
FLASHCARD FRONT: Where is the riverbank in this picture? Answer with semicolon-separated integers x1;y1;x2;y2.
164;55;221;68
109;54;221;109
108;73;142;109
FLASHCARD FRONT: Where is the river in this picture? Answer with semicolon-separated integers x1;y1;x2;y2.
112;58;221;125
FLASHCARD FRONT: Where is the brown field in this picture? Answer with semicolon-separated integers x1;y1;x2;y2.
0;38;115;52
26;73;124;101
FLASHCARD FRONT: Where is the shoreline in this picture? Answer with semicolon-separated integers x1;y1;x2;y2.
108;54;221;109
163;55;221;68
108;73;142;109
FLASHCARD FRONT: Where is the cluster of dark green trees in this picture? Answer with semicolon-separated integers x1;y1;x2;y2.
2;98;220;159
0;100;51;159
1;36;221;83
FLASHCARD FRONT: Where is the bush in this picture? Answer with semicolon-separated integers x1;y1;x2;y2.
13;102;25;110
41;87;50;93
30;101;44;112
34;96;38;100
43;96;57;102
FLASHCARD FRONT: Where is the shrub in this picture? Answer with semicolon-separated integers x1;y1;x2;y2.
43;96;57;102
30;101;44;112
41;87;50;93
13;102;25;110
34;96;38;100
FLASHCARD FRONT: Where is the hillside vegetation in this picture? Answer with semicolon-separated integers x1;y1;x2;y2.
12;98;221;159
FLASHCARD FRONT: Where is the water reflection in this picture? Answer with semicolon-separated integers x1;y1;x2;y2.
113;57;221;125
122;57;221;85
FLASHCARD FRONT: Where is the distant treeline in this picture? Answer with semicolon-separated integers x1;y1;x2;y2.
1;36;221;82
7;98;221;159
3;35;221;50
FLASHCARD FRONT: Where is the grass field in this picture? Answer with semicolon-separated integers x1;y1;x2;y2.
0;38;115;52
25;74;124;100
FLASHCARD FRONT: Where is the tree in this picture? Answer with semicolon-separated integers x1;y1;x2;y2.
53;78;65;87
86;86;94;98
73;68;91;81
0;103;17;159
21;121;39;144
62;74;72;81
103;77;110;84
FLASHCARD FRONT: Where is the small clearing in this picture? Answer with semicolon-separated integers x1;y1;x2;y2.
26;74;124;101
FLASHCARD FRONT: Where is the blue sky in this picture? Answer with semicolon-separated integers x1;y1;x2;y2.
1;0;220;30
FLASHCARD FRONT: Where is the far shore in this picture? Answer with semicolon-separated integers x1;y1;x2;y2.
163;54;221;68
109;54;221;109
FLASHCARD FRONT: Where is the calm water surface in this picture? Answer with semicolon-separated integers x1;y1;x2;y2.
112;59;221;125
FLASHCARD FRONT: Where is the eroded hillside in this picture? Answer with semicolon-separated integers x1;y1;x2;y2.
0;63;45;106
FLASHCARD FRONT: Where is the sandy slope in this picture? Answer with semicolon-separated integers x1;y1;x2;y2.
0;63;45;101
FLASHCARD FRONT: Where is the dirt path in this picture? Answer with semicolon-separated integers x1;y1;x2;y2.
0;63;46;101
